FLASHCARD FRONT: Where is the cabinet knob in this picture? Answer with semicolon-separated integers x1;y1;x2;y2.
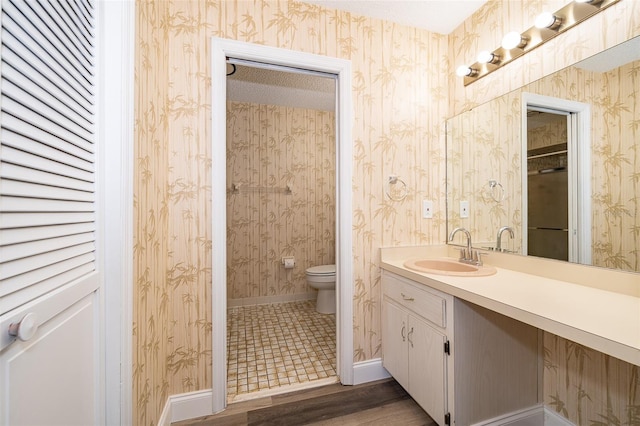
8;313;39;342
401;324;406;342
407;327;414;347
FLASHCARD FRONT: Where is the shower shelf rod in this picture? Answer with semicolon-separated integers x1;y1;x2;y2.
230;183;292;194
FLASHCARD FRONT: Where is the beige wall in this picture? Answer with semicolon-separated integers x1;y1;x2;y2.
135;1;448;424
134;0;639;424
226;101;336;303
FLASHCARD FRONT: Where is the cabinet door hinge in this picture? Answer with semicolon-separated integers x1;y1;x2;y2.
444;340;450;355
444;412;451;425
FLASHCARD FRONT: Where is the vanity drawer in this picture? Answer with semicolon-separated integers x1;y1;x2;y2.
382;273;446;328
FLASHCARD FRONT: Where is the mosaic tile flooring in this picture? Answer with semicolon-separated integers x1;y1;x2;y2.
227;300;337;401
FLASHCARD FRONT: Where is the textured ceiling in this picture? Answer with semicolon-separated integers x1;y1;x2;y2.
227;64;336;111
301;0;487;34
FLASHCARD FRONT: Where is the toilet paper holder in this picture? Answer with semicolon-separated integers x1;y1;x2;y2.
281;257;295;269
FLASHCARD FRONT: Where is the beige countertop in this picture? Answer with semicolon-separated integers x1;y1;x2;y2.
380;245;640;366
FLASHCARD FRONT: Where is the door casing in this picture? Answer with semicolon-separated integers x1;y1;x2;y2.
211;38;354;413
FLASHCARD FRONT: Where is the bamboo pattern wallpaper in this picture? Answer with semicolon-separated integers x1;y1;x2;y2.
135;1;448;424
134;0;639;424
226;101;336;304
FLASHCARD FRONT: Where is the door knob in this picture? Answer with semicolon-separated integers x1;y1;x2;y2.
8;313;39;341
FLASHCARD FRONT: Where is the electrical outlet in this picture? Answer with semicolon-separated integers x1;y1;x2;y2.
460;200;469;218
422;200;433;219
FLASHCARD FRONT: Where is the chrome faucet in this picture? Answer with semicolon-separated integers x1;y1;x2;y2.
496;226;514;252
449;227;474;263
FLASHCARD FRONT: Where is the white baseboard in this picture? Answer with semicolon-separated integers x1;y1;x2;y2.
352;358;391;385
158;389;214;425
472;405;543;426
470;405;574;426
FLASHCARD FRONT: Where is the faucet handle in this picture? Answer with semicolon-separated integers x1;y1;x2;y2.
454;247;466;260
477;252;488;266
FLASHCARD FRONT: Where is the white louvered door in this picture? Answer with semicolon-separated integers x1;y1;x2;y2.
0;1;101;424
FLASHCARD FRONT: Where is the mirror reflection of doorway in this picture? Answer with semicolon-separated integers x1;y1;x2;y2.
526;109;571;261
522;93;591;266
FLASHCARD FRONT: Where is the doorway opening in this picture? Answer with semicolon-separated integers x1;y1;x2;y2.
521;93;591;265
211;38;353;414
225;62;338;402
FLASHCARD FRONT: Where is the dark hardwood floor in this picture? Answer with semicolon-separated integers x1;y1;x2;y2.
173;378;437;426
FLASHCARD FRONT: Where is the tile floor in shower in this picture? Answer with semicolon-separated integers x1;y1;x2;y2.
226;300;337;402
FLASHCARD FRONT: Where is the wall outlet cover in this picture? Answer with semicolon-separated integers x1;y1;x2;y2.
460;200;469;218
422;200;433;219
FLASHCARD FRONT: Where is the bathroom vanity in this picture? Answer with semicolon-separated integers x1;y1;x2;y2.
382;271;539;425
380;245;640;426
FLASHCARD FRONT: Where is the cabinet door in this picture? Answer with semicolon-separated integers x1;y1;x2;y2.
382;299;409;389
408;315;447;425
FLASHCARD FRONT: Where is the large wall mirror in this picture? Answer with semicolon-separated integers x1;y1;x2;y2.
446;35;640;274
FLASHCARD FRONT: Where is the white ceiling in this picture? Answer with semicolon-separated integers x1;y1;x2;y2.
302;0;488;34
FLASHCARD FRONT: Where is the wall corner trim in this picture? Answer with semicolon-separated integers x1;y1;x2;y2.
352;358;391;385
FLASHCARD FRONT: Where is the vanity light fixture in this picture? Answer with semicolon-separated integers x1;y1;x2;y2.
458;0;620;86
534;12;563;30
501;31;528;50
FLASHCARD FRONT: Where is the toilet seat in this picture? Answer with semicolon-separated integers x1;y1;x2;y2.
306;264;335;276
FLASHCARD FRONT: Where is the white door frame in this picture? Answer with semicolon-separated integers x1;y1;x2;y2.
211;38;353;413
99;1;134;424
521;93;591;265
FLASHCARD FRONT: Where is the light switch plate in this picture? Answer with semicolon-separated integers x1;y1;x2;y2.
422;200;433;219
460;200;469;218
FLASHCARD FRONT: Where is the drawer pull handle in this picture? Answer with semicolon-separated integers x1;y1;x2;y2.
407;327;414;347
401;293;414;301
401;324;406;342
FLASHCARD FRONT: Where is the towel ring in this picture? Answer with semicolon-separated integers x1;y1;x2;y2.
484;179;505;202
386;175;408;201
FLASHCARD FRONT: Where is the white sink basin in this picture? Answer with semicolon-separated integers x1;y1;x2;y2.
403;258;497;277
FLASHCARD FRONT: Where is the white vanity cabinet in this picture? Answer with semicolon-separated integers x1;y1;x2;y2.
382;270;540;426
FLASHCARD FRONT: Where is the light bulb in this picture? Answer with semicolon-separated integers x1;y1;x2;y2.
535;12;559;29
456;65;473;77
502;31;526;50
477;50;495;64
535;12;555;28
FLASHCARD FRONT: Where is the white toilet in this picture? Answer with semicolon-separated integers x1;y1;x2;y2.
305;264;336;314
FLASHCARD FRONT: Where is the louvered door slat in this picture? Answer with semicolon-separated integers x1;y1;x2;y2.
1;144;93;183
1;222;95;245
23;1;94;73
1;180;93;202
2;79;94;143
2;122;94;167
3;59;93;128
3;0;95;94
1;163;94;192
0;0;96;316
0;233;94;263
1;212;95;229
2;34;93;113
0;196;93;212
0;242;95;281
45;1;94;63
0;259;95;310
2;97;94;153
